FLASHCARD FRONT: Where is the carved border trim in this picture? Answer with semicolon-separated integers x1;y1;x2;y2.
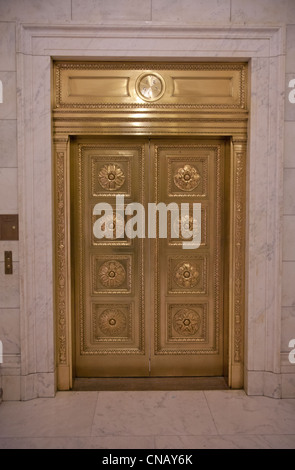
232;139;247;364
55;149;67;365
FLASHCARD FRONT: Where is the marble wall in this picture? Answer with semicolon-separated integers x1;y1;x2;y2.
282;21;295;398
0;0;295;400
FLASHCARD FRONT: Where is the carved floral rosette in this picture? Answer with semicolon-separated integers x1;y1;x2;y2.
98;260;126;288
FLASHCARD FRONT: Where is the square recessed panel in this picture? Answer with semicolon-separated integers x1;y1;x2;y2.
92;254;132;294
92;303;132;343
168;203;208;247
91;155;131;197
167;155;209;198
168;255;208;295
167;303;207;343
91;203;132;246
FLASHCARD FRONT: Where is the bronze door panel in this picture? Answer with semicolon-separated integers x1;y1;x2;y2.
150;140;224;376
72;139;148;376
72;137;224;377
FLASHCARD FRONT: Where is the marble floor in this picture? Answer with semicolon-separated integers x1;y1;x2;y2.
0;390;295;449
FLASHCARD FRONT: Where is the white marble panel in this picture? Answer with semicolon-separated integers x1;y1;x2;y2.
0;23;16;72
0;242;19;262
284;169;295;215
0;168;18;213
91;391;217;436
20;374;37;401
0;0;71;22
283;216;295;260
284;122;295;168
72;0;152;22
205;390;295;434
282;262;295;307
244;370;264;396
36;373;55;398
231;0;295;24
2;375;20;401
0;392;98;436
0;309;20;355
0;72;16;119
286;26;295;74
31;56;54;374
0;120;17;168
281;307;295;352
152;0;230;23
246;57;276;372
0;262;19;309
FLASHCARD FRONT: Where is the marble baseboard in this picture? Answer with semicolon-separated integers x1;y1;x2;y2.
282;373;295;398
20;372;56;401
245;370;295;398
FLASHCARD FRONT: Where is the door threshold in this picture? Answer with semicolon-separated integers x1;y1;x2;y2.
72;376;229;391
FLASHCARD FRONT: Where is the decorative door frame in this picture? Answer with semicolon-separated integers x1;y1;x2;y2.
17;24;285;399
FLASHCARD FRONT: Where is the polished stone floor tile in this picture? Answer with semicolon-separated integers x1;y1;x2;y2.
90;436;155;449
261;434;295;449
0;392;98;438
0;390;294;449
204;390;295;435
155;434;273;449
0;435;155;449
0;437;91;449
92;391;217;437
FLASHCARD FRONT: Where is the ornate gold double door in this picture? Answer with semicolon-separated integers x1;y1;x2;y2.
72;136;225;377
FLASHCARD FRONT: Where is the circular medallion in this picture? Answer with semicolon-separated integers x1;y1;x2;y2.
173;262;199;288
173;308;201;336
98;260;126;288
98;164;125;191
136;73;165;102
174;164;201;192
173;213;200;240
98;308;127;336
100;213;125;239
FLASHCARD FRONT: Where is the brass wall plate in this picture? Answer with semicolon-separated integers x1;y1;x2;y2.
0;215;19;240
4;251;13;275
